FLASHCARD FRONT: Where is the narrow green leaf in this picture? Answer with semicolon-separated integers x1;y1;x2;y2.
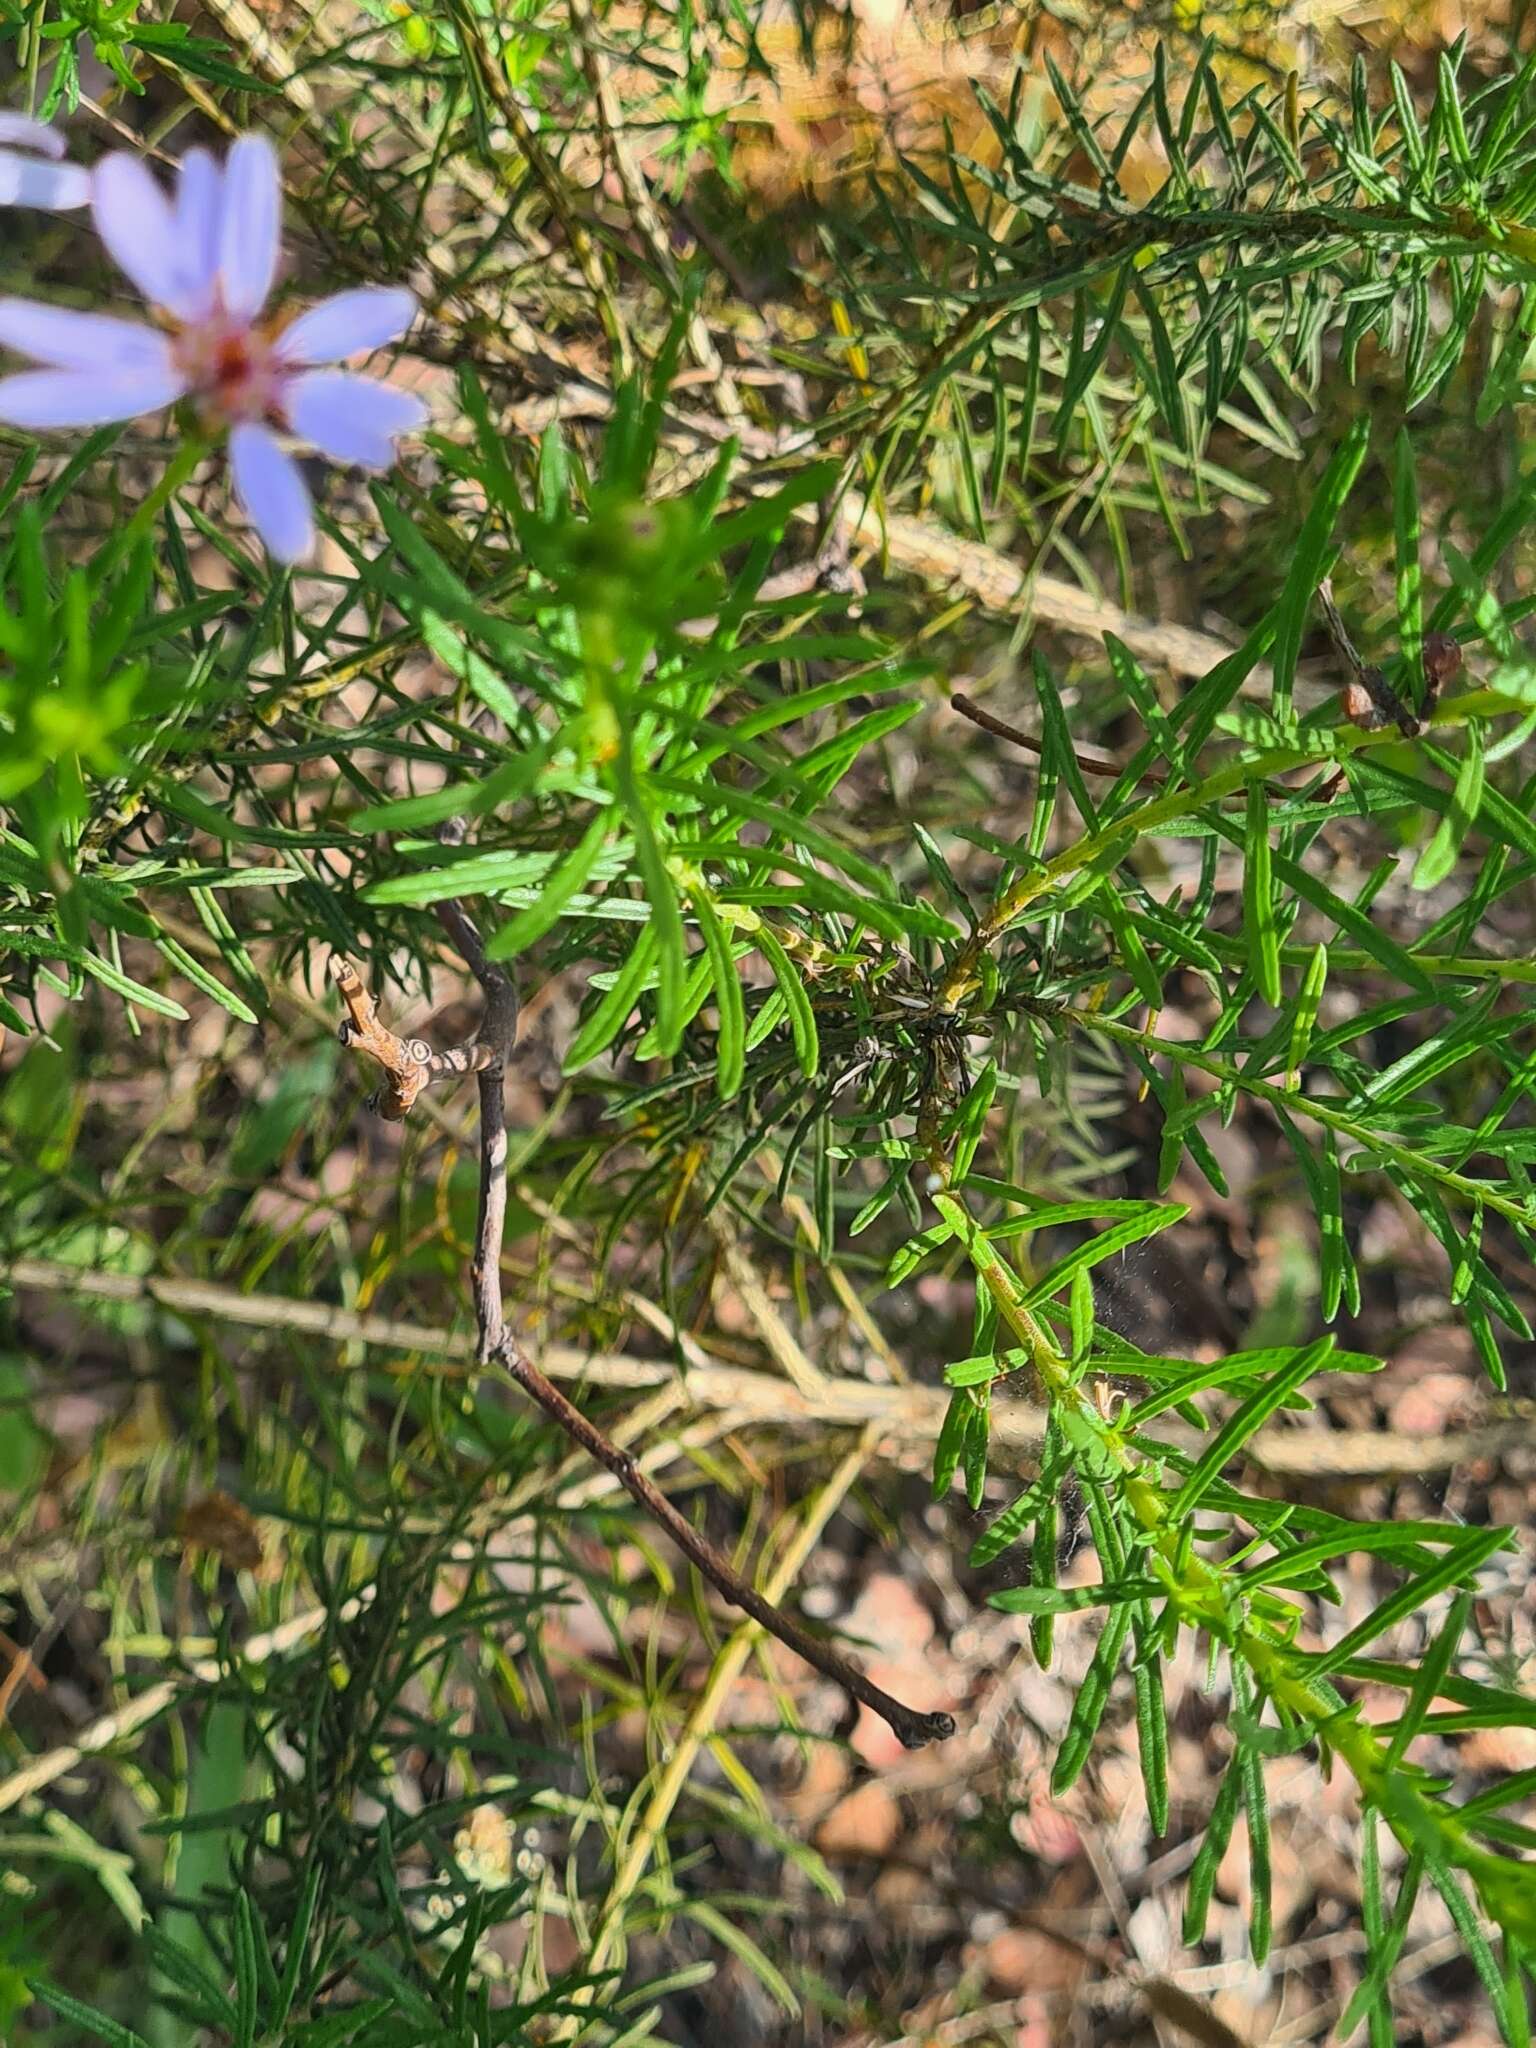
1099;883;1162;1008
1167;1338;1334;1521
565;927;659;1069
1359;1815;1394;2048
1183;1758;1244;1946
991;1577;1164;1616
1270;419;1370;723
1309;1525;1511;1676
1234;1668;1273;1965
969;1431;1066;1569
274;1856;323;2026
685;1900;798;2018
932;1391;971;1500
1035;651;1098;829
353;742;557;834
1051;1602;1133;1795
755;925;818;1079
1393;427;1423;705
154;932;259;1025
1385;1593;1473;1769
1436;49;1474;174
1054;266;1132;454
650;771;896;905
77;950;188;1020
1134;1639;1170;1837
1412;723;1485;890
1270;846;1433;995
1287;942;1328;1082
232;1887;261;2048
1020;1203;1188;1307
619;778;685;1055
486;810;611;960
538;418;570;519
1031;1481;1060;1668
1069;1266;1094;1366
1243;783;1282;1006
1338;1836;1420;2042
1421;1850;1511;2035
691;887;746;1100
962;1392;990;1511
1243;1520;1472;1593
950;1060;997;1182
912;821;976;928
889;1221;953;1287
29;1985;153;2048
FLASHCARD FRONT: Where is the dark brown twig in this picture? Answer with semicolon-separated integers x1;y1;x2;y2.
488;1327;953;1745
336;886;956;1751
951;690;1169;787
1316;578;1421;738
1316;576;1462;738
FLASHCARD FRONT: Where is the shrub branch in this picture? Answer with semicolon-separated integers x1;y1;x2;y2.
325;880;958;1751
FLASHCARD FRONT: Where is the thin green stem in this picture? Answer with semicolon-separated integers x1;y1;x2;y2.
1210;936;1536;985
935;1177;1530;1946
1067;1008;1536;1228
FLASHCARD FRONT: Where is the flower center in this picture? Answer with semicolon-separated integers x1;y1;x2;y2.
171;310;281;428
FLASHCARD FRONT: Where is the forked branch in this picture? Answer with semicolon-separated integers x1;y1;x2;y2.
332;906;956;1752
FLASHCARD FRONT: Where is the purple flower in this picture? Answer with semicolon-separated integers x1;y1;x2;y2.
0;113;90;211
0;133;429;562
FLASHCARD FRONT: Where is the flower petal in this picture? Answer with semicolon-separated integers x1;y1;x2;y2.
274;287;418;367
218;134;281;322
0;297;175;373
0;113;66;157
0;365;184;429
284;370;427;469
229;421;313;563
0;149;90;211
91;152;200;313
171;147;223;321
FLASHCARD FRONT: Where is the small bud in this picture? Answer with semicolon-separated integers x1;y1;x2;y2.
1422;632;1463;697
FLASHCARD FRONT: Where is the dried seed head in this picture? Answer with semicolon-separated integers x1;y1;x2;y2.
1423;632;1464;698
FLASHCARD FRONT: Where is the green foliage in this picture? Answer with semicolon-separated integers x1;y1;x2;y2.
819;36;1536;562
10;11;1536;2044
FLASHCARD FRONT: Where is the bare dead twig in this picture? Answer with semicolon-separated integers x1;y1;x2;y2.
11;1257;1521;1480
329;956;435;1118
329;883;956;1750
1316;575;1463;738
950;690;1169;787
488;1327;953;1747
329;954;495;1119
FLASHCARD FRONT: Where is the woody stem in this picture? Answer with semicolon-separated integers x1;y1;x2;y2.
430;891;955;1750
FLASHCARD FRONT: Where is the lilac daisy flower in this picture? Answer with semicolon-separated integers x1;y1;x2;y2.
0;113;90;211
0;133;428;562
